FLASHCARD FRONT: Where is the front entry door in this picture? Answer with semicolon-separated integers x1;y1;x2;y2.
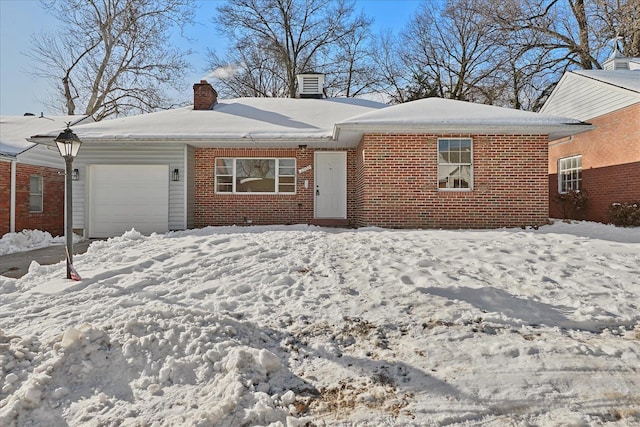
314;151;347;218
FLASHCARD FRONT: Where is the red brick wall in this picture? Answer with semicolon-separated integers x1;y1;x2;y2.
0;162;11;235
345;150;358;224
194;135;548;229
0;163;65;236
549;104;640;172
550;162;640;222
548;104;640;222
195;148;317;226
354;134;549;228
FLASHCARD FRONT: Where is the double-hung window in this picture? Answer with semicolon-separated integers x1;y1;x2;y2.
558;155;582;193
215;158;296;194
29;175;43;212
438;138;472;190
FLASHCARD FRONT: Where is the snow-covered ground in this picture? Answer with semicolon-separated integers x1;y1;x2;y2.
1;222;639;426
0;230;70;256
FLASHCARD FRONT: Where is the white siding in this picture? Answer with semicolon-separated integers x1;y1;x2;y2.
541;72;640;121
70;143;186;235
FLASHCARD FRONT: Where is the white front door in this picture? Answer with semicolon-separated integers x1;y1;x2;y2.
88;164;169;238
314;151;347;218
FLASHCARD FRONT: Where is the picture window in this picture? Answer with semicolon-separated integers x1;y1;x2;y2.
215;158;296;194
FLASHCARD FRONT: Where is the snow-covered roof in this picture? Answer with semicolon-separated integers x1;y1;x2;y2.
573;70;640;92
30;98;388;148
336;98;593;141
28;97;592;149
1;114;92;157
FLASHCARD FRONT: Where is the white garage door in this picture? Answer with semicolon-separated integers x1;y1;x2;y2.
89;165;169;238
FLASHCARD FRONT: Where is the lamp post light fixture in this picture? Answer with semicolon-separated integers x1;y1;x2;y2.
54;126;82;279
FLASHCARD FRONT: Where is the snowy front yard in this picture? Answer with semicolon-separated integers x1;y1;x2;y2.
1;222;639;426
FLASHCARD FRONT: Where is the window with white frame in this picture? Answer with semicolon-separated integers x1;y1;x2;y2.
558;155;582;193
29;175;43;212
438;138;473;190
215;158;296;193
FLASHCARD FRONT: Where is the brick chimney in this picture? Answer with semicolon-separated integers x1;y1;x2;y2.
193;80;218;110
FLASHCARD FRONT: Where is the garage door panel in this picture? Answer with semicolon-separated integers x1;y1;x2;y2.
89;165;169;238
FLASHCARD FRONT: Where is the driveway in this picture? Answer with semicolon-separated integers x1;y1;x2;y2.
0;240;92;279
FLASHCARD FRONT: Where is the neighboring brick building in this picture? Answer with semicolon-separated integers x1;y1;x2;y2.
1;115;91;237
541;51;640;223
30;79;591;237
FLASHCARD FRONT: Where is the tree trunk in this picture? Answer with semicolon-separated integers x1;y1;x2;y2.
62;76;75;116
571;0;594;69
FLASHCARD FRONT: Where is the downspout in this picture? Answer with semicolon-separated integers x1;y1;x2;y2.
10;159;16;232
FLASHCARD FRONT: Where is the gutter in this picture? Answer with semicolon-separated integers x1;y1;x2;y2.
334;122;595;142
29;135;339;149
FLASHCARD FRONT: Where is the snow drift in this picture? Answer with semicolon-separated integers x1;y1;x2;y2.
1;222;639;426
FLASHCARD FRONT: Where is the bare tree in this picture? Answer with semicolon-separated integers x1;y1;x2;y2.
323;17;377;98
28;0;194;120
593;0;640;56
475;0;637;108
401;0;503;103
208;46;288;98
208;0;372;98
369;30;411;103
482;0;606;71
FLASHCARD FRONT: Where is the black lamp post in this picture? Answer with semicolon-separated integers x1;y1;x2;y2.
54;126;82;279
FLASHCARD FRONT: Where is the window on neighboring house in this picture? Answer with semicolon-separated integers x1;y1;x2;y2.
29;175;43;212
558;155;582;193
438;138;473;190
215;158;296;193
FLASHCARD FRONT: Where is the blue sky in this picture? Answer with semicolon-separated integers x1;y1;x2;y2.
0;0;421;116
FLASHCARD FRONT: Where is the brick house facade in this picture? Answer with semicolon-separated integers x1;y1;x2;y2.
194;148;316;227
0;161;65;236
548;104;640;222
29;82;590;237
541;58;640;224
192;133;550;229
17;164;64;235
